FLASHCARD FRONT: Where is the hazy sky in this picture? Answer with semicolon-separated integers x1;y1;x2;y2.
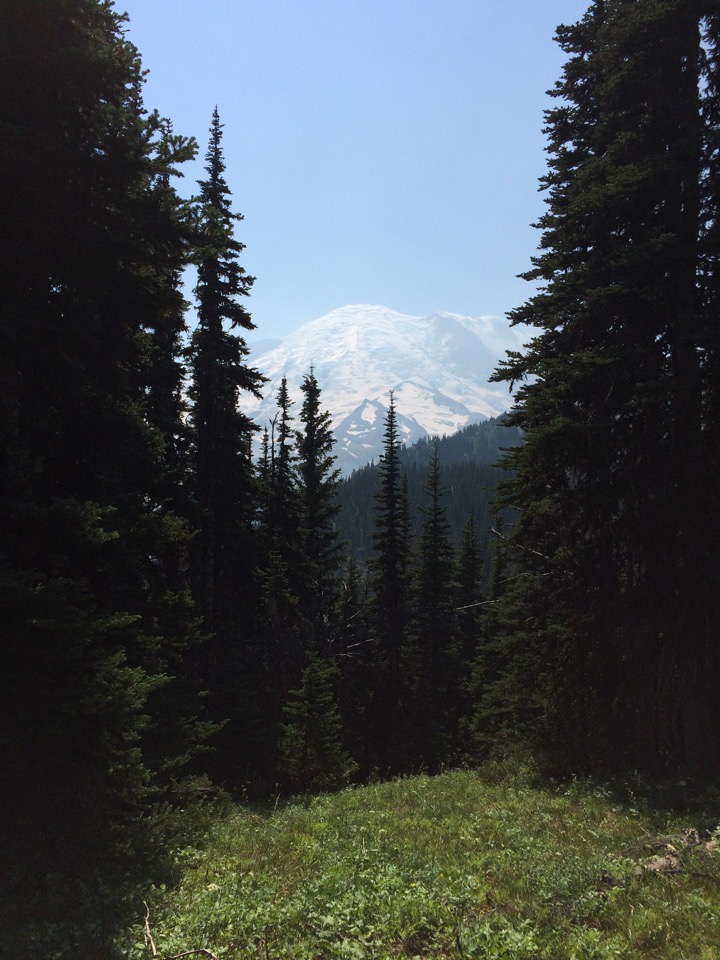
120;0;589;339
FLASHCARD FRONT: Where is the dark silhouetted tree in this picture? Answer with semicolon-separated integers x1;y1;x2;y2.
402;444;459;769
0;3;209;952
296;368;343;643
369;394;412;770
490;0;720;774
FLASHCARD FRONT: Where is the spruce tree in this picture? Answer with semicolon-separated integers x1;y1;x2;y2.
369;394;412;770
186;109;266;784
188;107;264;636
336;555;373;778
1;1;209;951
278;649;357;793
454;511;484;665
491;0;720;773
296;368;343;643
257;378;306;684
453;511;485;756
403;444;459;769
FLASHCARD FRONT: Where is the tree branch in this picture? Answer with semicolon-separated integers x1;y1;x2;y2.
144;901;222;960
491;526;551;561
160;951;222;960
143;901;158;959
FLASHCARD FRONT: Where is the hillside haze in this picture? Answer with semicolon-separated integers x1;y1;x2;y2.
244;304;528;473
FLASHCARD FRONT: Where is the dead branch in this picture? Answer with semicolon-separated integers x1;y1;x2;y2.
160;951;222;960
144;901;222;960
455;599;500;611
143;901;158;959
491;526;551;561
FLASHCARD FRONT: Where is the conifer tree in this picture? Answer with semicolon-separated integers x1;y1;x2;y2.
452;511;485;756
369;394;412;770
257;378;306;682
491;0;720;773
143;123;196;500
265;377;303;565
188;107;264;635
337;554;373;777
0;2;209;950
186;109;266;784
454;511;484;664
296;368;343;642
403;445;458;769
278;649;357;793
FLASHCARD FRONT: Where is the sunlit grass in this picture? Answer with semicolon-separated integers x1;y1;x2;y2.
118;765;720;959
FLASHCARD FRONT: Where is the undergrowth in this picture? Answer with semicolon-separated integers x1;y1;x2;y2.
116;764;720;959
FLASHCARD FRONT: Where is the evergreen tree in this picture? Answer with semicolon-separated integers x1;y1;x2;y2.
278;648;357;793
0;2;209;951
143;123;196;501
265;377;303;566
453;511;485;757
253;379;310;780
368;394;412;770
186;109;265;784
337;554;373;778
188;107;264;636
295;368;343;643
257;378;306;685
403;444;459;769
491;0;720;773
454;511;484;665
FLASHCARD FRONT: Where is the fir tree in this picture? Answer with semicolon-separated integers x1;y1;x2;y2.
278;648;357;793
257;378;306;684
369;394;412;770
188;107;264;635
402;444;459;769
454;511;484;664
336;554;373;778
491;0;720;773
295;368;343;643
185;109;266;786
0;2;209;951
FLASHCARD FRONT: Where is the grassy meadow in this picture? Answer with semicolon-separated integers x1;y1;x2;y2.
118;765;720;959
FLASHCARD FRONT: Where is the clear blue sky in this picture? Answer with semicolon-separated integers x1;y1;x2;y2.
120;0;589;339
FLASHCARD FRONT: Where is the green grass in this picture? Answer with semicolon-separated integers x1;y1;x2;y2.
117;765;720;959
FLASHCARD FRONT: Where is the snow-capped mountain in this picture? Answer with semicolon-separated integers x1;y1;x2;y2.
242;304;528;474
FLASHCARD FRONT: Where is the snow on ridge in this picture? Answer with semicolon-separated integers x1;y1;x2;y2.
242;304;527;473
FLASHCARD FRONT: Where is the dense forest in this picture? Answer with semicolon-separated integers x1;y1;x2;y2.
336;418;523;574
1;1;719;956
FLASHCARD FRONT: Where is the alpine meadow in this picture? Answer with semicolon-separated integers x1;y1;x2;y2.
1;2;719;958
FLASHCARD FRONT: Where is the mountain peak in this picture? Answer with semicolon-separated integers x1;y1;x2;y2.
243;305;527;474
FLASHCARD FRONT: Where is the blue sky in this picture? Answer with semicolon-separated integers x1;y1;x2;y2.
120;0;589;338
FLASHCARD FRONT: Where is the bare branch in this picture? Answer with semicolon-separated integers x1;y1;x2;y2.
491;526;551;561
455;600;500;611
144;902;221;960
143;901;158;959
160;951;222;960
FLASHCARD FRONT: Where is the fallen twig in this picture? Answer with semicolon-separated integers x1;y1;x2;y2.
144;901;222;960
160;951;222;960
143;901;158;959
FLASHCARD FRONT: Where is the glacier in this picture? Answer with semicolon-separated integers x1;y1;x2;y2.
241;304;529;474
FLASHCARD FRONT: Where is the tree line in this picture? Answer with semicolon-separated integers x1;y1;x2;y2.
2;1;719;955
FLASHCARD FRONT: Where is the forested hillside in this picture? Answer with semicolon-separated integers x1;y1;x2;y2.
2;2;719;958
336;418;523;576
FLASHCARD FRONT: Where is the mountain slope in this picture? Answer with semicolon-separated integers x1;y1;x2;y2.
243;304;528;473
336;418;523;574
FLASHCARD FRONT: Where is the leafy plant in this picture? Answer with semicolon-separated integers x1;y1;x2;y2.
116;767;720;959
